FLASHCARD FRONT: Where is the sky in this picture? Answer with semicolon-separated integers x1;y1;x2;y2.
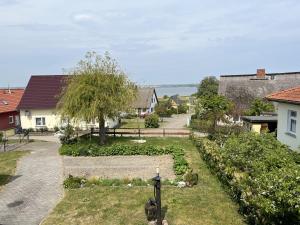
0;0;300;87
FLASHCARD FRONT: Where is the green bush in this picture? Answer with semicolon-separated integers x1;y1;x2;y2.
63;175;85;189
144;114;159;128
194;133;300;225
178;104;188;114
190;119;214;133
184;169;199;187
59;125;75;144
53;126;60;132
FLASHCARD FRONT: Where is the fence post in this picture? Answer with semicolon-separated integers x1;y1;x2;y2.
90;128;94;141
114;128;116;138
139;128;141;138
163;128;165;137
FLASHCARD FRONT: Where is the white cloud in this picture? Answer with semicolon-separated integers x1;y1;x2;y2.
72;12;96;23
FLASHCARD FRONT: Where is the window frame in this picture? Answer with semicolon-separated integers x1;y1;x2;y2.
35;117;46;126
287;110;297;135
8;115;14;124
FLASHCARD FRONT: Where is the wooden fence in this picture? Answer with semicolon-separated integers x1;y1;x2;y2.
90;127;191;137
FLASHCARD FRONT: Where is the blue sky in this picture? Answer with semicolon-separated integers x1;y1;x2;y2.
1;0;300;87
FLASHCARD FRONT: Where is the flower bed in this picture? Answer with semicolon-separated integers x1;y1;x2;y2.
194;133;300;225
60;143;189;177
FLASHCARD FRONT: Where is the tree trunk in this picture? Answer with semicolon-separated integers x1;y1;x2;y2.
98;116;106;145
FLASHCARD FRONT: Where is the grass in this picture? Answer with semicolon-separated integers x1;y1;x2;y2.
120;118;165;129
44;137;246;225
0;151;28;187
120;118;145;128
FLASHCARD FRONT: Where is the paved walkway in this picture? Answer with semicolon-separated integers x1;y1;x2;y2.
0;141;63;225
63;155;176;180
161;114;191;129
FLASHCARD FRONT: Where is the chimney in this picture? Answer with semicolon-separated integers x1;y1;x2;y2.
257;69;266;79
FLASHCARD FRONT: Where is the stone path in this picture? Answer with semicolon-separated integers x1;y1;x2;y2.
63;155;176;180
0;141;63;225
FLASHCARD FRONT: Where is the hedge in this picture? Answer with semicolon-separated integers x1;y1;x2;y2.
194;133;300;225
60;144;189;176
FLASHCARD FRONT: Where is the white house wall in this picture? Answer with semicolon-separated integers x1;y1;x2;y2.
20;109;119;130
277;102;300;152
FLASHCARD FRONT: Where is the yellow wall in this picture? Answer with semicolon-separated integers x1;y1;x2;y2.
20;109;119;130
251;124;262;133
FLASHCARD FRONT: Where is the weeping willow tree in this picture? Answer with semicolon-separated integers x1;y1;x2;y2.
57;51;137;144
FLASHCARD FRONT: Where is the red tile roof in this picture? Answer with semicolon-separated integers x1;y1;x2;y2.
18;75;69;109
0;88;24;113
266;86;300;105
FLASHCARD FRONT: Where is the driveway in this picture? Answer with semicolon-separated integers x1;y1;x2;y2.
0;141;63;225
161;114;191;129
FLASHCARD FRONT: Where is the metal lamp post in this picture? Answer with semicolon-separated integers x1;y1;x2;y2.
153;167;162;225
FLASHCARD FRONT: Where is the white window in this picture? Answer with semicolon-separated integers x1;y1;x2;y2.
287;110;297;134
36;117;46;126
9;116;14;124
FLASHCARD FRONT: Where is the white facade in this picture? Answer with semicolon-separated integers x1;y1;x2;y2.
20;109;119;130
276;102;300;152
137;93;158;115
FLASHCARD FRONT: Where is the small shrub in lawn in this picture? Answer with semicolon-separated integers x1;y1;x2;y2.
184;169;199;187
63;175;85;189
144;114;160;128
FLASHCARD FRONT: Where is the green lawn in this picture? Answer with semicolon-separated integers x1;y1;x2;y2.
120;118;145;128
0;151;28;187
43;138;246;225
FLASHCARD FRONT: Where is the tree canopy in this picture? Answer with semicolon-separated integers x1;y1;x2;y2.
197;76;219;98
195;95;233;128
58;51;137;144
245;98;275;116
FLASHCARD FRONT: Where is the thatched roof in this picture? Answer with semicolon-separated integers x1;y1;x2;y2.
132;88;157;109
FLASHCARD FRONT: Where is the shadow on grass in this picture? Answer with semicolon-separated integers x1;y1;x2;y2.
162;205;168;220
0;174;22;186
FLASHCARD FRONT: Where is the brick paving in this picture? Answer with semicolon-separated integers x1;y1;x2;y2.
0;141;63;225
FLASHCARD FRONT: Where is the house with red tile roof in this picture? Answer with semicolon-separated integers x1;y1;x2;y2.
18;75;119;130
266;86;300;151
0;88;24;134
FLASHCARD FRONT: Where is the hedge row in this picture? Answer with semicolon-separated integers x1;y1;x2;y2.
60;144;189;176
194;133;300;225
63;176;176;189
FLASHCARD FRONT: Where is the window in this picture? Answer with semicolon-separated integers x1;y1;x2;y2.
287;110;297;134
36;117;46;126
9;116;14;124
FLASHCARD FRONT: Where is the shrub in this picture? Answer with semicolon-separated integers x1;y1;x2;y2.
184;169;199;187
53;126;60;132
59;124;75;144
178;104;188;114
194;133;300;225
63;175;85;189
145;114;159;128
190;119;214;133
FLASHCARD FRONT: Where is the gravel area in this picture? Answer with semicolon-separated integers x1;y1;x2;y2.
63;155;176;180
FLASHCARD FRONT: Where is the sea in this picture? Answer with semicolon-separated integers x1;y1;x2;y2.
154;86;198;97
